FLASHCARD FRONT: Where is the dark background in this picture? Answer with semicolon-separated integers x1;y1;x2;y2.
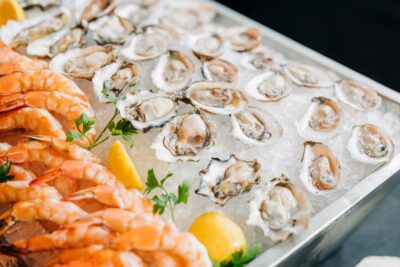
216;0;400;266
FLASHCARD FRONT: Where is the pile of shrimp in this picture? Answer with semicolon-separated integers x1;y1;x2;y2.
0;45;211;267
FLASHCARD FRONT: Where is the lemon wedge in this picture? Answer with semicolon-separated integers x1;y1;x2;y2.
189;212;246;263
0;0;24;26
108;140;143;190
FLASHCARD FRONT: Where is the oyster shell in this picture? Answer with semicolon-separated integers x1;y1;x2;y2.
0;8;70;47
26;27;84;58
186;81;247;115
347;124;393;164
195;155;261;205
88;15;134;45
19;0;61;9
335;80;382;111
93;62;138;102
50;45;117;79
117;91;177;131
300;142;340;194
202;59;237;85
142;24;179;45
114;2;150;26
76;0;116;26
151;50;195;93
241;46;287;72
120;32;168;61
151;112;216;162
226;27;261;52
247;174;312;242
284;63;333;88
296;97;343;142
245;70;291;102
231;108;282;146
190;32;226;60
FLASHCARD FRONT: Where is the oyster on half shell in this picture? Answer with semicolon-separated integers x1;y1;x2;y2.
76;0;116;26
151;112;216;162
190;32;226;61
114;2;150;26
195;155;261;205
19;0;61;9
245;70;291;102
241;46;287;72
347;124;393;165
120;32;168;61
88;15;134;45
335;80;382;111
300;141;340;194
296;97;343;142
226;27;261;52
202;59;238;85
247;174;312;242
284;63;333;88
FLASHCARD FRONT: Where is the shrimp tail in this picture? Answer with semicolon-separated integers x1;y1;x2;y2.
29;169;63;186
0;244;23;255
64;188;94;201
0;94;25;113
0;210;15;235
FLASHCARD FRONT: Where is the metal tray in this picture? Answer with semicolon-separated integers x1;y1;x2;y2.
209;1;400;266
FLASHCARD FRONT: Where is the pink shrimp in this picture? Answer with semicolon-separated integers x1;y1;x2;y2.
0;45;48;75
0;181;61;204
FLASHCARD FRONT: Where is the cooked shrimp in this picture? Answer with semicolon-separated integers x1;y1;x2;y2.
0;46;48;75
0;181;61;204
30;160;124;188
67;185;152;214
0;107;66;139
0;70;87;101
0;143;36;181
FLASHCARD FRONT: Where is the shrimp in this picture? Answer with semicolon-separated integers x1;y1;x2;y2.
0;45;48;75
30;160;124;189
0;143;36;181
0;70;87;101
0;107;66;139
67;185;152;214
0;181;61;204
0;199;88;235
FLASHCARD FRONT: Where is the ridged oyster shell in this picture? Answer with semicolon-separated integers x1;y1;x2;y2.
245;70;291;102
88;15;134;45
202;59;237;85
284;63;333;88
195;155;261;205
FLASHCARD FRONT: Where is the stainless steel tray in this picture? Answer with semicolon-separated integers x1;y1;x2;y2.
209;1;400;266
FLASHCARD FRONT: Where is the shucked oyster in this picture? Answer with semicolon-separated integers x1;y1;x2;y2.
186;81;248;115
50;45;117;79
117;91;177;131
74;0;116;26
202;59;238;85
151;50;195;93
245;70;291;102
195;155;261;205
151;112;216;162
247;174;312;242
231;108;282;146
190;32;226;61
241;46;287;72
19;0;61;9
300;142;340;194
284;63;333;88
347;124;393;165
120;32;168;61
335;80;382;111
296;97;343;142
93;62;138;102
226;27;261;52
88;15;134;45
114;2;151;26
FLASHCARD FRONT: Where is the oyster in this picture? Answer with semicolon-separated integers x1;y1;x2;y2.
75;0;116;26
202;59;238;85
93;62;138;102
247;174;312;242
88;15;134;45
114;2;150;26
142;24;179;45
241;46;287;72
120;32;168;61
129;0;159;7
50;45;117;79
347;124;393;165
296;97;343;142
231;108;282;146
300;142;340;194
195;155;261;205
151;50;195;93
0;8;70;47
117;91;177;131
186;81;247;115
245;70;291;102
190;32;226;60
284;63;333;88
335;80;382;111
151;112;216;162
26;27;84;58
19;0;61;9
226;27;261;52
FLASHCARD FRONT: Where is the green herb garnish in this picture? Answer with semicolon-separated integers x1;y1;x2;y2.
212;245;261;267
144;169;190;222
0;160;13;183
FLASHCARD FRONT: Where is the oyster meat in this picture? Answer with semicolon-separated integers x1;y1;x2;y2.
93;62;138;102
190;32;226;60
241;46;287;72
19;0;61;9
120;32;168;61
142;24;179;46
202;59;238;85
151;112;216;162
226;27;261;52
195;155;261;205
88;15;134;45
117;91;177;131
347;124;393;164
186;81;247;115
245;70;291;102
300;142;340;194
284;63;333;88
75;0;116;25
114;2;150;26
231;108;282;146
296;97;343;142
335;79;382;111
50;45;117;79
151;50;195;93
247;174;312;242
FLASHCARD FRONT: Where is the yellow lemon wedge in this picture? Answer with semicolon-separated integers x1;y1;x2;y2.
189;212;246;263
0;0;24;26
108;140;143;190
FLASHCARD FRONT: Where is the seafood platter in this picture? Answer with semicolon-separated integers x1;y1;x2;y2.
0;0;400;266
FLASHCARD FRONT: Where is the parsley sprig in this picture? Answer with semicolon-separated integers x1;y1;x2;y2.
144;169;190;222
0;160;13;183
213;245;261;267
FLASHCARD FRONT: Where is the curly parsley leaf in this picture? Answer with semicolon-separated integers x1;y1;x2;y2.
213;245;261;267
0;160;14;183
